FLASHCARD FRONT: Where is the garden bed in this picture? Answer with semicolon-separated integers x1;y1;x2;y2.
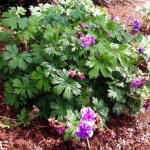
0;91;149;149
0;0;150;149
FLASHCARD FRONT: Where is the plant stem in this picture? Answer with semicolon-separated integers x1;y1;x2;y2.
86;138;91;150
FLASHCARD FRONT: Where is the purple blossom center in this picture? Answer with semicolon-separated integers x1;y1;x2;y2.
80;35;95;48
139;47;145;54
85;25;90;29
81;107;96;125
76;122;93;139
133;20;140;31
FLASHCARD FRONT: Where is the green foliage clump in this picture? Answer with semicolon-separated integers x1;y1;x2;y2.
0;0;149;128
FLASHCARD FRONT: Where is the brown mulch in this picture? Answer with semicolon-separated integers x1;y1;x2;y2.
0;0;150;149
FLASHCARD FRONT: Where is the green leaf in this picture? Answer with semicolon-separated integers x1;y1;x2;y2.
31;66;51;92
64;128;76;141
113;103;126;115
16;108;30;127
50;99;73;121
4;81;22;108
1;8;28;30
52;69;81;100
108;82;126;102
3;45;32;70
134;33;143;43
86;54;116;78
5;94;21;108
92;97;108;120
0;30;14;43
12;76;37;98
106;21;119;31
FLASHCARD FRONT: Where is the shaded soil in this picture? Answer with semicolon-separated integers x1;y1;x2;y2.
0;0;150;149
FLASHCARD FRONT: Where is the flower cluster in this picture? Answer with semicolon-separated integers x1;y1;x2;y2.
130;78;146;88
68;70;85;80
77;22;95;47
133;20;140;31
80;35;95;48
76;107;96;139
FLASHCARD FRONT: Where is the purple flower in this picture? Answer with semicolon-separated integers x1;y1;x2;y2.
76;122;93;139
80;35;95;48
81;107;96;125
133;20;140;31
139;47;145;54
144;99;150;110
78;73;85;80
130;78;146;88
85;25;90;29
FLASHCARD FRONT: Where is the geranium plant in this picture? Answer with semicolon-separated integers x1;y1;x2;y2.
0;0;149;139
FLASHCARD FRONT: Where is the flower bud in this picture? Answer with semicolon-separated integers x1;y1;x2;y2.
68;70;76;78
78;73;85;80
79;22;84;28
76;31;83;39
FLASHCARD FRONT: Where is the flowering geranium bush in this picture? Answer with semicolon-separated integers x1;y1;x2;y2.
0;0;149;133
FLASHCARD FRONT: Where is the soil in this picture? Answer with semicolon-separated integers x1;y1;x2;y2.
0;0;150;149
